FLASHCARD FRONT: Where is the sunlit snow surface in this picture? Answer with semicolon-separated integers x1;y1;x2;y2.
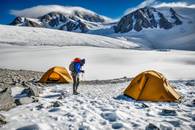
0;45;195;80
1;80;195;130
0;24;195;130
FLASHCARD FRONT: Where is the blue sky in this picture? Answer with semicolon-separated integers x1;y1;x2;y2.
0;0;194;24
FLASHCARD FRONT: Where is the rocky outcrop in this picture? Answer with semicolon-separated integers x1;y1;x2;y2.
0;69;45;110
10;17;24;25
60;20;88;33
10;17;42;27
158;12;173;29
21;82;41;97
40;12;90;32
0;84;16;111
170;8;182;25
114;6;183;33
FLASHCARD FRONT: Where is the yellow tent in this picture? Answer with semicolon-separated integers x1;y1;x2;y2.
39;66;72;83
124;70;181;102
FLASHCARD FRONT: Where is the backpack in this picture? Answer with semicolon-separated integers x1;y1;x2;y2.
69;62;75;72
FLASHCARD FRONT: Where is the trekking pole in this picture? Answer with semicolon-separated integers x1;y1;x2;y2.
81;73;84;81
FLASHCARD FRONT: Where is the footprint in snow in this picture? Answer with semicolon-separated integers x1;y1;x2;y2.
101;112;117;122
48;107;60;112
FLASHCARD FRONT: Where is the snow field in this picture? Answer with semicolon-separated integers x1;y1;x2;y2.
1;80;195;130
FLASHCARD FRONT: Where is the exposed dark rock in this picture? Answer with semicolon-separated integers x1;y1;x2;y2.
114;14;133;33
192;99;195;106
36;104;44;110
185;81;195;86
192;113;195;121
10;17;42;27
52;101;63;107
112;122;123;129
16;124;40;130
26;20;42;27
10;9;107;33
170;8;182;25
115;6;182;33
15;96;38;105
145;123;160;130
48;107;60;112
60;19;89;33
73;10;105;22
10;17;24;25
158;12;173;29
159;109;177;116
21;82;41;97
0;68;43;86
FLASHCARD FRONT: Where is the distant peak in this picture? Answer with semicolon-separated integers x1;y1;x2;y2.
10;5;111;21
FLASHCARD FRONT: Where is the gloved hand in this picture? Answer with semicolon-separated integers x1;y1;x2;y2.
80;70;85;73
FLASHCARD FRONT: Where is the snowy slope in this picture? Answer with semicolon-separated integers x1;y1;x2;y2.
0;45;195;80
90;7;195;51
0;25;139;49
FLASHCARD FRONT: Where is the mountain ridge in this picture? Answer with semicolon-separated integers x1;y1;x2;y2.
114;6;182;33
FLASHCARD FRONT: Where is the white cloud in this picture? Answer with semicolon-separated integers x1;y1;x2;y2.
154;2;195;8
124;0;195;15
124;0;159;14
10;5;108;19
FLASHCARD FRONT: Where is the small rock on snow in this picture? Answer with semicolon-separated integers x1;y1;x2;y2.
112;122;123;129
145;123;160;130
52;101;63;107
21;83;41;97
159;109;177;116
48;107;60;112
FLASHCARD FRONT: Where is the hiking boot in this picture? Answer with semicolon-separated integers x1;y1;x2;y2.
73;91;79;95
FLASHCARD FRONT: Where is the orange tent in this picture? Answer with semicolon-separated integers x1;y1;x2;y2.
39;66;72;83
124;70;181;102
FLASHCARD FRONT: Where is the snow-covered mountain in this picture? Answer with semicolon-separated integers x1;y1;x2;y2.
8;6;195;50
114;6;182;33
10;6;185;33
10;6;111;33
109;6;195;50
87;6;195;51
